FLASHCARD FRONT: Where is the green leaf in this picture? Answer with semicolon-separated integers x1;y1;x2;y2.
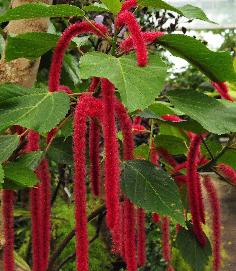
139;102;182;119
83;3;109;12
14;251;31;271
157;34;236;82
0;3;84;23
156;135;187;155
0;84;70;133
101;0;121;14
134;144;149;160
176;227;212;271
80;52;167;111
168;89;236;134
0;165;4;183
47;137;73;164
6;33;60;61
61;54;81;88
0;134;20;163
5;32;89;61
3;163;38;189
15;151;43;170
121;160;185;225
138;0;214;23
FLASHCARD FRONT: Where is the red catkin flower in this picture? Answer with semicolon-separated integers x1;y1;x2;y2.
101;79;120;230
36;159;51;270
58;85;73;94
204;176;221;271
88;77;100;93
166;265;175;271
137;208;146;267
150;140;159;166
48;21;108;92
157;147;177;168
211;81;233;102
217;163;236;185
88;78;101;196
26;131;44;271
160;114;184;123
133;116;142;125
89;120;101;196
162;217;171;263
73;95;103;271
124;198;137;271
132;124;147;134
186;134;206;246
119;31;164;53
116;11;148;67
3;190;14;271
120;0;137;12
196;173;206;224
114;98;137;270
152;213;161;224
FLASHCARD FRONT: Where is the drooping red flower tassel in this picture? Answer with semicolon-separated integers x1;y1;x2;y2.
186;134;206;246
162;217;171;264
48;21;108;92
36;159;51;270
217;163;236;185
211;82;233;102
114;98;137;270
89;120;101;196
160;114;184;123
26;131;44;271
137;208;146;267
157;147;177;168
101;79;120;230
124;198;137;271
73;94;103;271
116;11;148;67
3;190;14;271
152;213;161;224
166;265;175;271
88;77;100;93
204;176;221;271
120;0;137;12
119;31;164;53
196;173;206;224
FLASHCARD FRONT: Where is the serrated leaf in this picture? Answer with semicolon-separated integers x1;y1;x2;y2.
5;32;89;61
138;0;214;23
0;134;20;163
121;160;185;225
80;52;167;111
101;0;121;14
168;89;236;134
15;151;43;170
3;163;38;189
157;34;236;82
83;3;109;12
176;227;212;271
0;165;4;183
0;3;84;23
0;84;70;133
